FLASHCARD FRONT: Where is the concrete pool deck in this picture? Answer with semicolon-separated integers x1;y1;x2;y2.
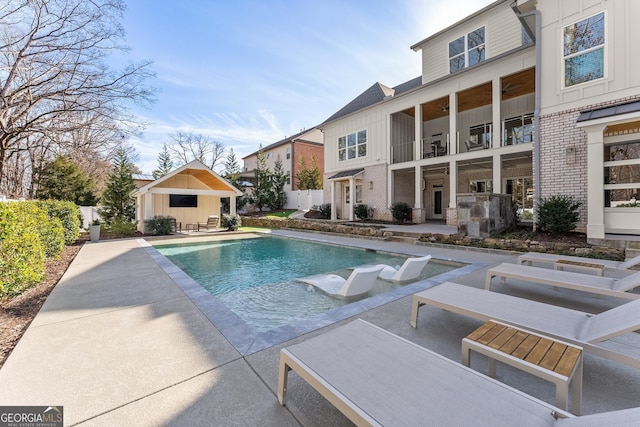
0;229;639;426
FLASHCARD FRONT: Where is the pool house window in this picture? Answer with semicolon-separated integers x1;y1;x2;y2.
449;27;485;74
563;12;605;87
604;141;640;207
338;130;367;161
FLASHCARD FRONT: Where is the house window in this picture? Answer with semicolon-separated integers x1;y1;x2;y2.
604;141;640;207
503;114;534;146
286;147;291;160
449;27;485;74
469;180;492;193
563;12;605;87
355;184;363;204
338;130;367;161
286;172;291;185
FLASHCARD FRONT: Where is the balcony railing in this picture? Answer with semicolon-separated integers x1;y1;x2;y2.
421;134;449;158
502;113;534;146
391;140;414;164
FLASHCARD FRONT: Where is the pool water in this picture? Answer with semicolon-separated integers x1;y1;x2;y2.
156;236;455;332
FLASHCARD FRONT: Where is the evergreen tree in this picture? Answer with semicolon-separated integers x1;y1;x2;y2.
252;148;272;211
269;156;287;209
36;155;97;205
224;148;241;186
99;145;137;224
296;154;322;190
152;143;173;179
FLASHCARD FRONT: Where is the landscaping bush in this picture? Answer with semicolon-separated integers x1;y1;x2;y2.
108;217;137;237
0;202;46;296
221;214;241;231
146;216;175;235
354;204;370;220
15;201;64;258
316;203;331;219
391;201;412;223
536;194;582;234
37;199;81;244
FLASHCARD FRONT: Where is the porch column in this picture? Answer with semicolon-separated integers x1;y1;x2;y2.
414;165;423;209
449;160;458;209
348;177;355;221
331;180;337;220
492;154;502;194
414;103;422;161
230;194;237;216
448;93;458;154
585;125;607;239
388;169;394;208
145;192;153;219
492;77;501;149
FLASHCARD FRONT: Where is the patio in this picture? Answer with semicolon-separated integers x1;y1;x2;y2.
0;230;638;426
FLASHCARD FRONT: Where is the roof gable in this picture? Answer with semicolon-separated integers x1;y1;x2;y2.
134;160;242;195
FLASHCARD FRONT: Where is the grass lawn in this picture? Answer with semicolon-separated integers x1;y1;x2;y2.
263;209;296;218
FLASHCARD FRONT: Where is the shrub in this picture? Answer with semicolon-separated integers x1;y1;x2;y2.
146;216;175;235
391;201;412;223
354;204;370;220
108;217;137;237
536;195;582;234
316;203;332;219
37;199;81;245
15;201;64;258
0;202;46;296
221;214;241;231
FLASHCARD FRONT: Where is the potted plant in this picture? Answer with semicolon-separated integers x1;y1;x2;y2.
89;219;102;242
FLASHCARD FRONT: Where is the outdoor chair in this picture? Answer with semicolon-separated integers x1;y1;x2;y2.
376;255;432;282
411;282;640;369
486;263;640;300
298;265;384;297
278;318;640;426
518;252;640;272
197;215;219;231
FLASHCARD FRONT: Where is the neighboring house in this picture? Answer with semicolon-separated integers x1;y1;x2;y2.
320;0;640;242
241;127;324;192
132;160;242;232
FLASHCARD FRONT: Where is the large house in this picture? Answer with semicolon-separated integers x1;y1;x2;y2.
241;127;324;192
320;0;640;242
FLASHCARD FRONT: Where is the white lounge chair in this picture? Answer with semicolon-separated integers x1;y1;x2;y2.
298;265;384;297
411;282;640;369
278;319;640;426
377;255;432;281
486;263;640;300
518;252;640;272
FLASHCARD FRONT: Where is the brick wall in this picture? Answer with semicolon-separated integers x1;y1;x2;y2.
539;96;640;232
292;142;324;191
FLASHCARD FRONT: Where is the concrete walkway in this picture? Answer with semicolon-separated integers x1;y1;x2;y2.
0;230;639;426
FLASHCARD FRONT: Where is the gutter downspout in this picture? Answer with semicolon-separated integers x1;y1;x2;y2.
511;3;541;230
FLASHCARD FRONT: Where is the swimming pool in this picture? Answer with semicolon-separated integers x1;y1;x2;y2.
155;235;456;332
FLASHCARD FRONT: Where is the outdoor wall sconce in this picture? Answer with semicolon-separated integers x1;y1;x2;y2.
369;181;374;190
566;146;576;165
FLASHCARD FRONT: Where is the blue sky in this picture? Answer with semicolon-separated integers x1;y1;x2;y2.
120;0;494;174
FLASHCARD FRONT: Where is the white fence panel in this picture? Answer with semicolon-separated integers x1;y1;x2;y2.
283;190;324;211
79;206;100;229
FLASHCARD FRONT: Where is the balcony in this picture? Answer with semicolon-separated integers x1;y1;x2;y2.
421;134;448;158
391;140;414;164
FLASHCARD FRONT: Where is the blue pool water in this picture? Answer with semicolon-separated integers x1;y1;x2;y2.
156;236;455;332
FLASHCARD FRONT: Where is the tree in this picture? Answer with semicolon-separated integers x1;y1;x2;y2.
167;131;225;171
152;144;174;179
0;0;155;194
296;154;323;190
223;148;241;186
99;145;138;224
269;156;288;210
35;155;97;205
252;148;272;211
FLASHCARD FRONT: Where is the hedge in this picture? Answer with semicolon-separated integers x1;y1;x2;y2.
37;199;81;245
0;202;47;296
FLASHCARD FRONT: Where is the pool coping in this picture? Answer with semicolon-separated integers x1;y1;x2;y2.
138;232;489;355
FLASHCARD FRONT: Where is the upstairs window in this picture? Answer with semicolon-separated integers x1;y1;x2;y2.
286;147;291;159
449;27;485;74
338;130;367;161
563;12;605;87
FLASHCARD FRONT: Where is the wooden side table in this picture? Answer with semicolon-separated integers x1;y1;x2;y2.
462;320;583;415
554;259;605;276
